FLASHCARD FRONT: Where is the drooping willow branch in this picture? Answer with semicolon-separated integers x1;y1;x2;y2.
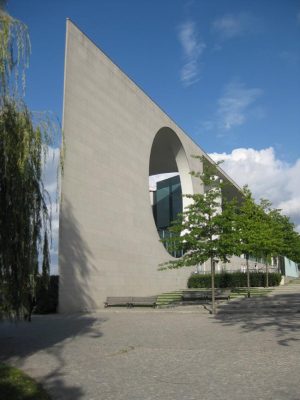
0;5;30;97
0;99;53;319
0;3;63;320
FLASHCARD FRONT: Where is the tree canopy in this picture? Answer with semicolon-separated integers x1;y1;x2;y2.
161;157;238;268
0;3;30;97
0;4;56;320
161;157;300;308
161;156;239;313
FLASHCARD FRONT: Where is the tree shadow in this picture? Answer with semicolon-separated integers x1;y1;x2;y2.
59;198;99;312
0;314;106;399
214;293;300;346
0;197;107;398
0;361;83;400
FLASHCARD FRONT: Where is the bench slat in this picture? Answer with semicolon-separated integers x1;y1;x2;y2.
105;296;157;307
182;290;231;301
131;297;157;306
104;297;132;307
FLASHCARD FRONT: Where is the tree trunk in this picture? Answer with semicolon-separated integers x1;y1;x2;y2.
246;254;250;298
266;262;269;288
211;257;216;315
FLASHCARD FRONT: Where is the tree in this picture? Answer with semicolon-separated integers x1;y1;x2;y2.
271;212;300;264
161;156;238;314
0;1;29;97
231;189;286;291
0;4;55;320
231;187;268;296
285;228;300;265
257;201;285;287
160;157;299;310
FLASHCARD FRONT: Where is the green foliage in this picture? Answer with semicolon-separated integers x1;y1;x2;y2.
161;156;238;269
0;5;30;96
161;156;243;314
188;272;282;288
232;188;300;266
0;99;52;319
0;363;50;400
232;186;265;260
35;275;59;314
0;6;60;320
286;230;300;264
258;199;285;260
269;210;300;264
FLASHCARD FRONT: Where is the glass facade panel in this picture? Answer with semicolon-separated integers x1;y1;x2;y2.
155;175;182;229
156;185;170;229
152;175;183;257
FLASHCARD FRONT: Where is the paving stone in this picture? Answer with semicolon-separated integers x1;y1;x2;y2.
0;294;300;400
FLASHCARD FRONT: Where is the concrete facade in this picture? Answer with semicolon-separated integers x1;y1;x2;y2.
59;20;241;313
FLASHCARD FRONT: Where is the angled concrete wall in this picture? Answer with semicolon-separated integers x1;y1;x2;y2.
59;20;239;312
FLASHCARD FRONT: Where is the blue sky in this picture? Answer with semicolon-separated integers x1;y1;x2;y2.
6;0;300;270
8;0;300;162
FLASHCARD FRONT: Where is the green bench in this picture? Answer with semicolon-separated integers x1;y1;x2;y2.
182;289;231;302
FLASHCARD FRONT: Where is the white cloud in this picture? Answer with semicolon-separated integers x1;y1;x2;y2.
178;20;206;86
203;80;263;131
212;12;260;40
209;147;300;232
43;146;60;275
218;81;263;130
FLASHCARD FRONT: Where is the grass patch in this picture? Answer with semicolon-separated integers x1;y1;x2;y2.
0;363;50;400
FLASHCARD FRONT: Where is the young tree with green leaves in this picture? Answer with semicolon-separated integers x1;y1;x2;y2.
284;228;300;265
271;211;300;265
231;187;268;296
258;201;285;287
161;156;238;314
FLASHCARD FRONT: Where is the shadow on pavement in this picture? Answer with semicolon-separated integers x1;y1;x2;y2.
214;293;300;346
0;197;107;398
0;314;106;399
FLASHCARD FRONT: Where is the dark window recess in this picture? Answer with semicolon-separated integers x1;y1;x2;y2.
152;175;183;258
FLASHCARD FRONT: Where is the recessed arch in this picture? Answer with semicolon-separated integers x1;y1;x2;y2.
149;127;193;256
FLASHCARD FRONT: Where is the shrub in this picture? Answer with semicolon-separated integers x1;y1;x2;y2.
34;275;59;314
187;272;281;288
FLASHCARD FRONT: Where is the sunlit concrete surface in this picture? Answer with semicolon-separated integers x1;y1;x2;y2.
59;20;241;312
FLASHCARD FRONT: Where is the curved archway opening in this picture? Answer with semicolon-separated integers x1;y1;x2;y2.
149;127;193;257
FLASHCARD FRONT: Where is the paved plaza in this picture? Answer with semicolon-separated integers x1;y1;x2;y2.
1;296;300;400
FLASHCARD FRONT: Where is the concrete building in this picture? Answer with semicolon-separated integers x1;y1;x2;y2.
59;20;248;313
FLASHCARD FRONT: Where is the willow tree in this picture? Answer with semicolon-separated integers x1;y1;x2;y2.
0;2;30;97
0;4;53;320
